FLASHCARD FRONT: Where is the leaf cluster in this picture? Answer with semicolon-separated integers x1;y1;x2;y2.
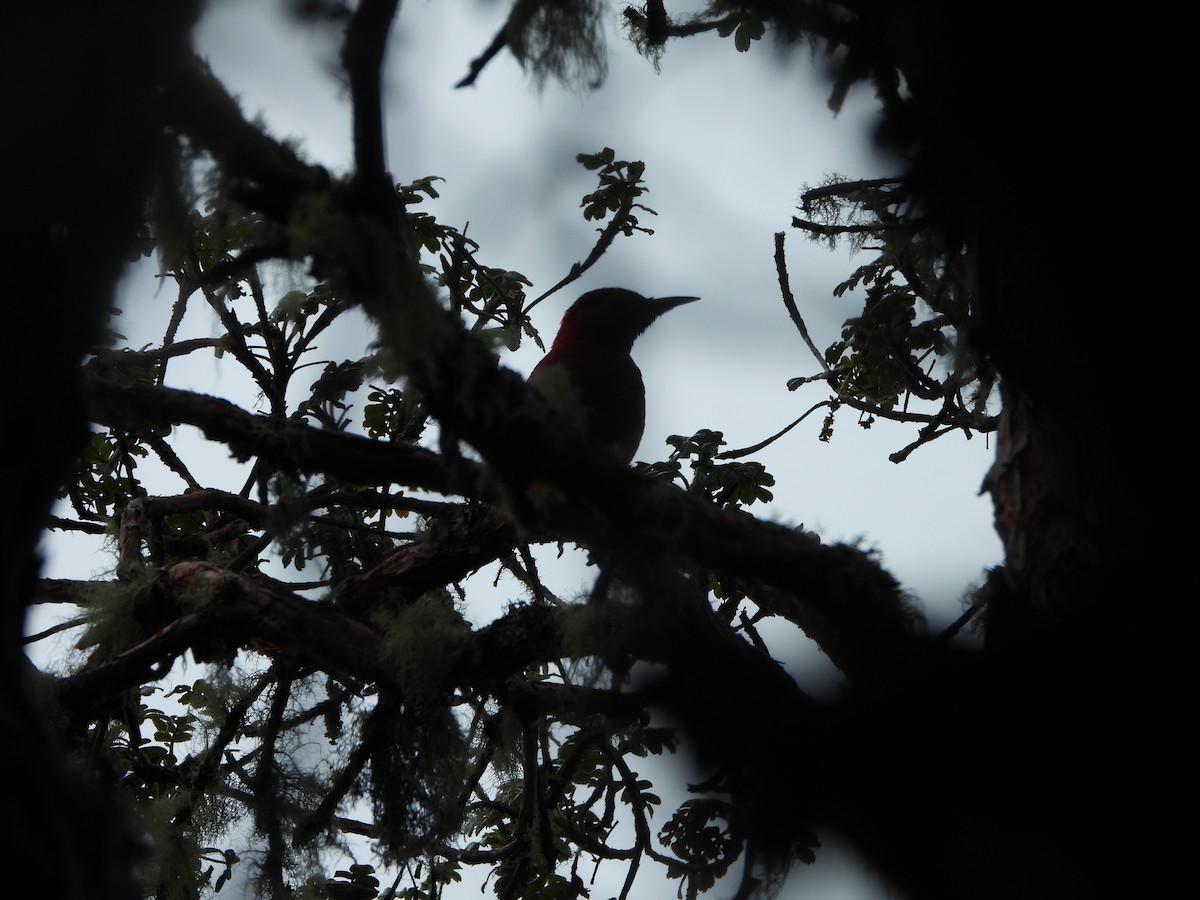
577;147;656;237
782;176;998;460
642;429;776;509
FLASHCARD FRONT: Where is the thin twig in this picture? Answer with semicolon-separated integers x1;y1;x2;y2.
23;615;90;645
526;189;647;314
455;27;507;89
143;431;202;491
936;595;988;644
718;401;832;460
773;232;830;375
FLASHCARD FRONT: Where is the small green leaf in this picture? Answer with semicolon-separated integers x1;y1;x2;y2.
733;18;766;52
271;290;311;323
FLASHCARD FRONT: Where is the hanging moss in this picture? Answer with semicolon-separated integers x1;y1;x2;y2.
505;0;608;89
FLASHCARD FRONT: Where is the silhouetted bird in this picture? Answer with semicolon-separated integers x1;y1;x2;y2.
528;288;699;463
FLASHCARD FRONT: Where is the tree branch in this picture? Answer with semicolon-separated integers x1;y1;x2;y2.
774;231;831;376
342;0;401;185
456;26;508;89
333;510;518;618
80;370;462;497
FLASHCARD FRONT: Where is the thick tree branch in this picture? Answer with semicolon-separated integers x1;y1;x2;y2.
80;370;462;497
54;562;585;734
84;354;912;678
59;563;388;716
334;511;518;618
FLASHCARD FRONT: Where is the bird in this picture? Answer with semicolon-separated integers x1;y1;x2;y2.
527;288;699;464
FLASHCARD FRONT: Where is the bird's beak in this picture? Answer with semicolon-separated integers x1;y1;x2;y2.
650;295;701;313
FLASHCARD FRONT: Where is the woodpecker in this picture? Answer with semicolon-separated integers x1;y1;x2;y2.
528;288;699;464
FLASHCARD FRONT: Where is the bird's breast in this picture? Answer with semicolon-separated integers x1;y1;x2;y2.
528;351;646;463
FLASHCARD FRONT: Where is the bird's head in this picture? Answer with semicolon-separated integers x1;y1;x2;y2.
548;288;700;355
528;287;699;464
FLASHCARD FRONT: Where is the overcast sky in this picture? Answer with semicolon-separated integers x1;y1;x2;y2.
37;2;1003;897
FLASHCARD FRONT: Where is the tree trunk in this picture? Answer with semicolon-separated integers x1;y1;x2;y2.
1;6;199;897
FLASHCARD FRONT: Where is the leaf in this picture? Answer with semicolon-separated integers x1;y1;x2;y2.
310;360;366;404
271;289;312;323
576;147;615;170
733;18;764;52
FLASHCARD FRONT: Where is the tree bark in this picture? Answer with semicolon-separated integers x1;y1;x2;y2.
2;5;200;896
